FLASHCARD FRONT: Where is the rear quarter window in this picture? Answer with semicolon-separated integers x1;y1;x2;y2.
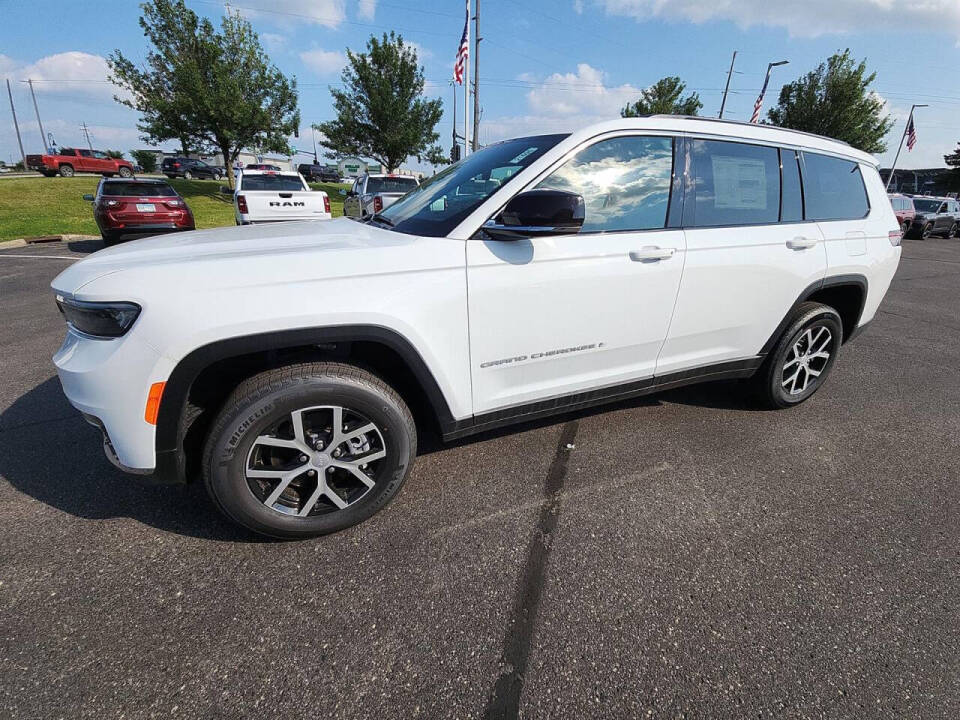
801;152;869;221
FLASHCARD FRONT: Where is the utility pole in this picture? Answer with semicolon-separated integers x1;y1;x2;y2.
26;79;48;152
885;103;928;192
80;121;94;150
6;79;27;168
718;51;737;119
471;0;481;151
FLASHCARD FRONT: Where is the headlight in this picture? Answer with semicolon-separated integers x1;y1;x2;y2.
55;296;141;338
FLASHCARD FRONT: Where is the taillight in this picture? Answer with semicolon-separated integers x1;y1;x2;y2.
105;199;121;207
373;195;383;213
888;230;902;247
323;194;331;214
237;194;248;213
165;199;183;208
173;162;180;168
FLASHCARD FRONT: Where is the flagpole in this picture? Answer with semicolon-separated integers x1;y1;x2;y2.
464;0;470;156
885;104;927;192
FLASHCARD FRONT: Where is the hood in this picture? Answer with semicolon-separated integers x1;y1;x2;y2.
51;217;413;296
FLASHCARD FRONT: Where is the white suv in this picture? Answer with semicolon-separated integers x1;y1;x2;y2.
51;117;901;538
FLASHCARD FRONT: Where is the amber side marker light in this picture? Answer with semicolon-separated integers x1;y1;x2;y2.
145;382;166;424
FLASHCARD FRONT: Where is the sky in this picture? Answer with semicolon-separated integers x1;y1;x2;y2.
1;0;959;170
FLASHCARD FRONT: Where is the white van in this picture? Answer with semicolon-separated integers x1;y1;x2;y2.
51;116;901;538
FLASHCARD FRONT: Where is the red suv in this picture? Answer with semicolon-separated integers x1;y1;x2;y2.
888;194;916;235
83;178;195;245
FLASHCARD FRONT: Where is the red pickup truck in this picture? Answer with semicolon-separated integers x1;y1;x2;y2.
26;148;135;178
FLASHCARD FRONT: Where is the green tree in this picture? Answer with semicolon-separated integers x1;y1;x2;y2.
109;0;300;187
621;76;702;117
104;149;125;159
767;50;892;154
130;149;158;173
315;32;444;172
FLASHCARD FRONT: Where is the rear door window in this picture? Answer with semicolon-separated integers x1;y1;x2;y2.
801;152;869;221
688;140;781;227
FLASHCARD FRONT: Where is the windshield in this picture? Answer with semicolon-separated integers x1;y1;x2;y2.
912;199;941;212
102;182;176;197
240;174;306;191
367;176;419;194
379;134;568;236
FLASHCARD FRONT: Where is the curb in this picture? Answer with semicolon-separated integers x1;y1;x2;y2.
1;234;100;247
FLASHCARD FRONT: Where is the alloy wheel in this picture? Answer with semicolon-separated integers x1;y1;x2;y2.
781;325;833;396
245;405;387;517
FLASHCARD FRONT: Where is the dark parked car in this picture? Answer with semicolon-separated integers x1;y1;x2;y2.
888;194;916;236
83;178;195;245
161;157;224;180
297;163;341;183
908;197;959;239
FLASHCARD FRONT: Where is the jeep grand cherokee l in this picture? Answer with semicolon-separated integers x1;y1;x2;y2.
51;117;901;538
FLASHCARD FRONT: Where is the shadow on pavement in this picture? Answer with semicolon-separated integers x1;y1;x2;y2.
65;238;105;254
0;376;262;542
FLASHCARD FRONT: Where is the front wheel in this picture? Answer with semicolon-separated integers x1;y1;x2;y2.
118;166;133;178
754;302;842;409
922;222;935;239
213;171;222;180
184;170;193;180
202;363;417;539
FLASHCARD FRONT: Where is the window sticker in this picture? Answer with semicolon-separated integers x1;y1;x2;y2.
711;155;768;210
509;147;538;164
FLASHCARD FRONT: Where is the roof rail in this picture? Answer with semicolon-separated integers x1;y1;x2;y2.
649;115;852;147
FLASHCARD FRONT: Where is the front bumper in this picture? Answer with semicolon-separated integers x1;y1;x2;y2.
53;327;172;472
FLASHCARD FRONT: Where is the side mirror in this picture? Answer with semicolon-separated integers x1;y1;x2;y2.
483;189;585;241
82;194;94;202
339;189;348;196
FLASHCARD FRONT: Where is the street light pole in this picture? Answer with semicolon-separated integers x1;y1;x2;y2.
885;104;927;192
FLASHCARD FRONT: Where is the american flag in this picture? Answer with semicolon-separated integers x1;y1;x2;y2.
453;1;469;85
750;72;772;124
906;115;917;151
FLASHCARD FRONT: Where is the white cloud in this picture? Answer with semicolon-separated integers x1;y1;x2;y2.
357;0;377;20
595;0;960;39
526;63;640;116
404;41;433;62
299;48;346;76
0;52;128;101
260;32;288;52
236;0;346;29
573;0;585;14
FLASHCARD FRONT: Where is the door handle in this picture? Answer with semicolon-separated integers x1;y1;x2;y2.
629;246;675;262
786;236;818;250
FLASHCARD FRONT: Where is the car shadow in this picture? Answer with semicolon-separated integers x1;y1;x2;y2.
3;375;761;540
0;376;263;542
65;238;105;254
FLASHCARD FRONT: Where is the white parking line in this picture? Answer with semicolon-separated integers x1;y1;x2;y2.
0;254;80;260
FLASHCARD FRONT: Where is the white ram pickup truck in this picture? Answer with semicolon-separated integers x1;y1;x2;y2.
51;117;901;539
342;173;419;220
233;170;331;225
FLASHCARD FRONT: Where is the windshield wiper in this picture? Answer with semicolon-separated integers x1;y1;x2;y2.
370;212;394;227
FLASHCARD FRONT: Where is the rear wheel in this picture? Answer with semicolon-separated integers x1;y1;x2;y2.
118;166;133;178
101;230;122;246
202;363;417;539
58;164;74;177
901;220;911;237
755;302;842;409
950;222;959;239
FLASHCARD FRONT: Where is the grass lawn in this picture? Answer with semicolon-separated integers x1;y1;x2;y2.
0;176;348;242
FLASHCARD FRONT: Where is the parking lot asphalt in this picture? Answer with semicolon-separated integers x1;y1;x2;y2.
1;237;958;719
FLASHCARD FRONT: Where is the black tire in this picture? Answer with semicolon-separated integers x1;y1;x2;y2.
101;230;122;246
921;222;935;239
202;362;417;539
950;222;959;239
184;170;193;180
118;166;133;178
901;220;911;237
59;164;74;177
754;302;842;409
213;171;222;181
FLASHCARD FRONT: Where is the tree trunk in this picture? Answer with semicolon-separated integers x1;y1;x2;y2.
221;143;236;189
